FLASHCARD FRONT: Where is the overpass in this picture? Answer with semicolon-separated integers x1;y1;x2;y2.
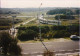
38;15;61;25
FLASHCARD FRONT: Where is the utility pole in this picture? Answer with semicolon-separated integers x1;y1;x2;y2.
38;3;48;51
39;3;42;40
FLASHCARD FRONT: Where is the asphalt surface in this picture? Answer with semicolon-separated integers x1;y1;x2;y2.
16;18;36;27
19;40;79;54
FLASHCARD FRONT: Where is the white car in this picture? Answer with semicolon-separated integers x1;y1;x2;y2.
70;35;80;40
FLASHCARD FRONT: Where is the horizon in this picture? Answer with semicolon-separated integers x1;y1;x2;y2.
2;7;80;9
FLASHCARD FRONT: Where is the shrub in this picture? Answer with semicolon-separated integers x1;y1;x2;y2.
51;26;67;31
17;29;38;41
0;32;22;55
53;30;70;38
46;31;54;39
43;51;55;56
41;26;50;33
27;26;39;32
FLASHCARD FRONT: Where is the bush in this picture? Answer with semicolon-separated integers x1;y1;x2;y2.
27;26;39;32
46;31;54;39
17;24;79;40
0;32;22;55
51;26;67;31
41;26;50;33
43;51;54;56
17;26;50;41
0;26;11;30
17;29;38;41
53;30;70;38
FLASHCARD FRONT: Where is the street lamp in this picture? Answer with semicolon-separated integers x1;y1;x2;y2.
38;3;42;40
38;3;48;51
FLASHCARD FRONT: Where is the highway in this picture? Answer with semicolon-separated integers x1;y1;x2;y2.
19;40;79;54
15;18;36;27
9;18;36;37
22;18;36;25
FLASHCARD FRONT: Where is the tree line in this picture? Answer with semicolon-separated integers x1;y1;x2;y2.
0;18;22;30
47;8;80;15
17;24;79;41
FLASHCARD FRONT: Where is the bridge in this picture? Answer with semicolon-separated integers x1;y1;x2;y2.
38;15;61;25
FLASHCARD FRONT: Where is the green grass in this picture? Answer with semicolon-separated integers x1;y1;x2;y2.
64;37;70;40
61;18;79;26
15;17;34;27
45;17;55;20
18;39;54;43
18;38;71;43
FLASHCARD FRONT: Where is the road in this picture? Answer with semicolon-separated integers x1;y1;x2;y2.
22;18;36;25
19;40;79;54
15;18;36;27
9;18;36;37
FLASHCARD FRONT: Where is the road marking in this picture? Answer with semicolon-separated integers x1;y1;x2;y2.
32;52;39;54
18;43;35;45
53;51;57;52
67;50;73;52
74;52;80;53
65;53;73;54
37;55;43;56
55;53;66;55
21;52;28;54
58;50;66;52
75;49;80;51
39;52;44;54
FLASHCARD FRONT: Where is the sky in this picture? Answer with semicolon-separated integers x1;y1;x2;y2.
1;0;80;8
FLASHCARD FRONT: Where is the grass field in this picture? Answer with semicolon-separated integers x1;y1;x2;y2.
18;38;70;43
1;11;79;27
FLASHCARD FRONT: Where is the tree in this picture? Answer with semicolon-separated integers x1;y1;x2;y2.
41;26;50;33
53;30;70;38
17;29;38;41
47;9;74;15
55;14;75;20
0;32;22;55
27;26;39;32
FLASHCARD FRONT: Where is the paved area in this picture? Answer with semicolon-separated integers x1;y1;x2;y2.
22;52;80;56
19;40;79;54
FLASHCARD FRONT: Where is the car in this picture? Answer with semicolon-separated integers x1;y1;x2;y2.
70;35;80;40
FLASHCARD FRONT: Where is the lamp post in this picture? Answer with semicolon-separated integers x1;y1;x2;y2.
38;3;42;40
38;3;48;51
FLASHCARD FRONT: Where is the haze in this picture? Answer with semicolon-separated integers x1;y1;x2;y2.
1;0;80;8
